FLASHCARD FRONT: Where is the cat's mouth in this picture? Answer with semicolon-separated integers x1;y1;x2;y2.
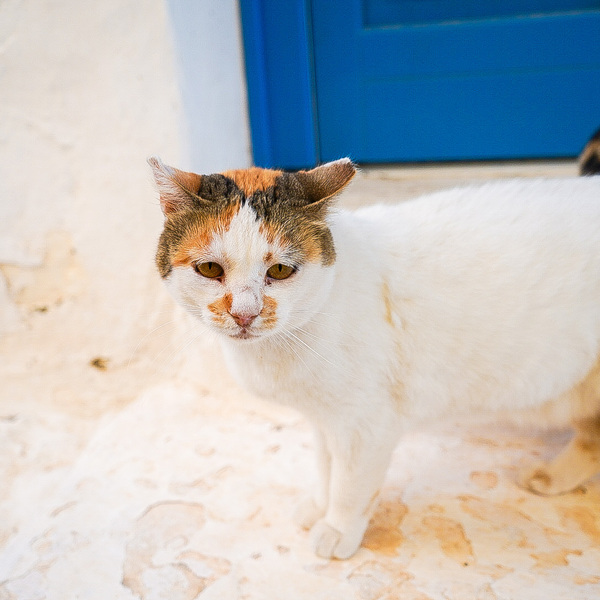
230;327;259;341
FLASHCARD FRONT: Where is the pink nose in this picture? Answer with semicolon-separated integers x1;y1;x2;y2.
229;312;257;327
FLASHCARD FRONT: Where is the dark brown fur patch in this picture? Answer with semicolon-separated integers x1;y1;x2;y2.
250;172;337;266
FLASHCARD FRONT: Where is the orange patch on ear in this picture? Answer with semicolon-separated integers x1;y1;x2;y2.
222;167;283;198
260;295;278;329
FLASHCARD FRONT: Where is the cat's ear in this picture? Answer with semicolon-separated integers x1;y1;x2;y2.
148;156;205;215
294;158;356;206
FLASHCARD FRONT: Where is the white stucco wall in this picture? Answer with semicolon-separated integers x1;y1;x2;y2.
166;0;252;173
0;0;251;348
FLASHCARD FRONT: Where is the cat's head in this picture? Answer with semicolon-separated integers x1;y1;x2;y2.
149;157;355;342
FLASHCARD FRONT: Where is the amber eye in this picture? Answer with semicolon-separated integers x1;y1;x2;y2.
266;263;295;280
194;262;224;279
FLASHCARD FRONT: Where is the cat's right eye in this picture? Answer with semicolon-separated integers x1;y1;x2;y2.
194;262;224;279
267;263;296;280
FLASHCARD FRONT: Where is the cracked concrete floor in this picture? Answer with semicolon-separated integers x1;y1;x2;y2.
1;161;599;600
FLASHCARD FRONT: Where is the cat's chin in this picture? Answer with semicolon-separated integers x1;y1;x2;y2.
231;331;257;341
212;324;277;343
224;329;264;342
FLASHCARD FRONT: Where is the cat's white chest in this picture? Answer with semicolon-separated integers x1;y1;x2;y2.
220;338;315;405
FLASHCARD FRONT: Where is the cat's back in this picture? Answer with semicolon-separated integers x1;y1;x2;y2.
346;177;600;415
342;177;600;310
353;177;600;276
359;177;600;318
356;177;599;239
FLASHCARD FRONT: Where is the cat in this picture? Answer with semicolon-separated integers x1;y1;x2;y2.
580;127;600;175
149;156;600;559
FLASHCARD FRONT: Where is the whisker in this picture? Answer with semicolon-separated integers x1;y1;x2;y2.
292;326;332;345
142;312;210;371
126;319;180;369
158;327;206;370
284;330;338;369
290;309;337;318
273;332;318;381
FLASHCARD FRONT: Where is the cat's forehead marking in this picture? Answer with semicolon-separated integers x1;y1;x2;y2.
214;202;330;269
157;168;336;277
221;167;283;199
258;211;336;266
170;202;241;268
216;204;273;265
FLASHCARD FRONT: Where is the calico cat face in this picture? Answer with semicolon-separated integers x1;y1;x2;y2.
149;157;355;342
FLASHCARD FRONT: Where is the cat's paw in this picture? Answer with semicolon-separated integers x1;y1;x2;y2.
518;462;576;496
293;496;325;530
310;518;367;560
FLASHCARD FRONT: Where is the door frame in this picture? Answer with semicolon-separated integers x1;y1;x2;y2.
239;0;317;168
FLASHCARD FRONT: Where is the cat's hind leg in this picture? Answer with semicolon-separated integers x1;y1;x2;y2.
520;414;600;495
520;360;600;495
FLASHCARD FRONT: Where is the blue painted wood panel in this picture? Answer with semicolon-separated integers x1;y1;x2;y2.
239;0;317;168
240;1;600;166
312;1;600;162
364;0;600;27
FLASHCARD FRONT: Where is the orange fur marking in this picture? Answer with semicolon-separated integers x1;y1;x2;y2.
259;221;323;263
222;167;283;198
172;204;240;268
209;293;277;330
208;293;233;325
382;281;394;326
260;295;278;329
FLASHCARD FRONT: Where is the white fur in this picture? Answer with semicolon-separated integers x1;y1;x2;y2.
165;177;600;559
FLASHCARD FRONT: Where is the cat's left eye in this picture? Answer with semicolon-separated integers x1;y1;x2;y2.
266;263;296;280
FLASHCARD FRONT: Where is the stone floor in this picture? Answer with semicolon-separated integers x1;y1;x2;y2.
2;160;600;600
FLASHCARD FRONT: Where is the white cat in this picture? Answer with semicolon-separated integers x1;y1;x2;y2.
149;157;600;559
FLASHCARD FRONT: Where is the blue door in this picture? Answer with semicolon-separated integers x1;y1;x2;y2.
240;1;600;167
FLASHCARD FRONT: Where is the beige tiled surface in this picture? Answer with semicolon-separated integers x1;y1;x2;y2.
2;161;600;600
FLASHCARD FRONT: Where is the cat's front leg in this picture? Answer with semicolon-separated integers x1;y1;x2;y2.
310;425;397;559
294;427;330;529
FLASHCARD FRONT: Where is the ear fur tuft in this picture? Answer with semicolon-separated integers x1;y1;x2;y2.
148;156;204;215
294;158;357;205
